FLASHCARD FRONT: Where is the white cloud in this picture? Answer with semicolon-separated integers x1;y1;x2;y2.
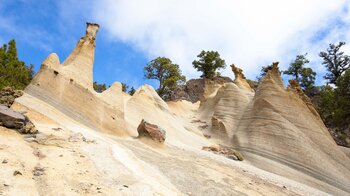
92;0;350;81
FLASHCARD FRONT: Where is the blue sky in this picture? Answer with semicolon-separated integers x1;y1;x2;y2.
1;0;350;89
0;0;156;89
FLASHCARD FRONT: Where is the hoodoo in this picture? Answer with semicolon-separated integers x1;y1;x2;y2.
61;22;99;88
230;64;253;91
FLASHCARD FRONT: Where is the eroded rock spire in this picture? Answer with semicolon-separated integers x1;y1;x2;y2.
261;62;285;89
61;22;100;88
230;64;252;91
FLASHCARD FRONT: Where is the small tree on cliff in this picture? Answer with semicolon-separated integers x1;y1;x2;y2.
0;39;34;89
319;42;350;85
93;81;107;93
192;50;226;79
284;54;309;81
128;87;136;95
144;57;186;99
283;54;316;91
256;65;273;80
121;83;129;92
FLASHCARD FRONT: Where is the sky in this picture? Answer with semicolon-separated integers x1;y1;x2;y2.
0;0;350;89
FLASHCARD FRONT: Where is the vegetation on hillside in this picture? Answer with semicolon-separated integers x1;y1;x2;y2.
283;53;316;93
144;57;186;99
93;81;135;95
0;39;34;90
319;42;350;85
256;65;273;80
316;43;350;146
128;87;136;95
121;83;129;92
192;50;226;79
93;81;107;93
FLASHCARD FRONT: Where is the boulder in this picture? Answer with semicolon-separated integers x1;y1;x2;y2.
0;104;37;134
137;119;166;143
0;104;25;129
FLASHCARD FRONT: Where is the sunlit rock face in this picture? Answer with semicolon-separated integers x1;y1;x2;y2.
61;22;99;89
18;23;126;135
197;64;254;145
232;63;350;194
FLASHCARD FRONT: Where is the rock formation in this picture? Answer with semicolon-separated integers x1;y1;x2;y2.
3;23;350;195
15;23;126;135
170;76;233;102
197;65;254;145
61;23;99;88
230;64;253;91
232;63;350;194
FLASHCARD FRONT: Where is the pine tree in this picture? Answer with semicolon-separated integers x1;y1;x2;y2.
283;54;316;91
192;50;226;79
0;39;34;89
319;42;350;85
144;57;186;99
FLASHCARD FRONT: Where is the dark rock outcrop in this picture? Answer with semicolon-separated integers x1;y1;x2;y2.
137;119;166;143
0;104;37;134
170;77;233;102
0;87;23;107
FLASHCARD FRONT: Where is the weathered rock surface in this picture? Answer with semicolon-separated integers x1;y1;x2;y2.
125;84;207;147
170;77;233;102
16;23;126;135
232;62;350;194
230;64;253;91
0;87;23;107
0;105;37;134
197;65;254;145
137;119;166;143
0;104;25;129
202;145;244;161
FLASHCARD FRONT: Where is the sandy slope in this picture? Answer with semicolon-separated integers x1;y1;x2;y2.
0;93;329;195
